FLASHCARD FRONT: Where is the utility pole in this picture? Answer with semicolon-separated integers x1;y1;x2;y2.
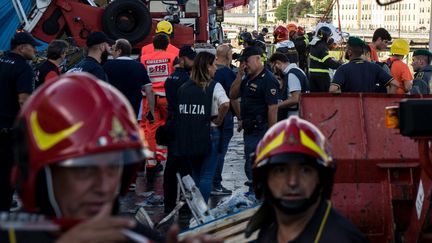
254;0;258;30
429;0;432;51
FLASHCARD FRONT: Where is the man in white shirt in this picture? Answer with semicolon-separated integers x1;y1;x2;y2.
269;52;309;120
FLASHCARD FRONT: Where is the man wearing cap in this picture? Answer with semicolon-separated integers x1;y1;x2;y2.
103;38;155;117
230;46;279;193
0;31;40;211
411;49;432;94
68;31;114;82
329;37;398;93
163;45;196;213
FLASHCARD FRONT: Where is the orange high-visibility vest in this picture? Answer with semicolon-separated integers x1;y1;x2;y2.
141;43;179;57
140;51;177;96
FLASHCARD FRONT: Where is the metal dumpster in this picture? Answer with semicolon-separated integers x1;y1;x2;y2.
300;93;432;242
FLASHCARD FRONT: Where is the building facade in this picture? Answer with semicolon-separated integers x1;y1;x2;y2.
332;0;431;32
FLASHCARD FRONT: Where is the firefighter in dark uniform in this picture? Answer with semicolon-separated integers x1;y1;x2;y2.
229;46;279;192
163;46;196;213
245;117;368;243
309;26;342;92
287;23;310;74
411;49;432;94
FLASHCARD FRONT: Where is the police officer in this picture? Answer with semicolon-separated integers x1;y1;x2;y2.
309;26;342;92
329;37;398;93
0;31;40;211
163;45;196;213
411;49;432;94
244;117;368;242
35;39;68;88
229;46;279;192
175;52;230;203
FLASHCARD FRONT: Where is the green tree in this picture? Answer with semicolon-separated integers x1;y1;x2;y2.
275;0;296;22
276;0;313;22
313;0;333;15
294;0;313;18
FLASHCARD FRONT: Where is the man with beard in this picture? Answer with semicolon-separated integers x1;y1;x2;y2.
245;116;368;243
0;31;40;211
163;45;196;213
229;46;279;193
268;52;309;120
411;49;432;94
68;31;113;81
329;37;397;93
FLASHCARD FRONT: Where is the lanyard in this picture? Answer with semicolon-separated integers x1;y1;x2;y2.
313;200;332;243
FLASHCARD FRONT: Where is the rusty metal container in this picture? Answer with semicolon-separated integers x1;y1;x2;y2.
300;93;424;242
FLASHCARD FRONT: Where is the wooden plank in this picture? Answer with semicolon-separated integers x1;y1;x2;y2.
178;205;260;240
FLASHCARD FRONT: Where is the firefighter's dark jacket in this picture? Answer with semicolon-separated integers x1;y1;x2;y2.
309;40;341;75
174;80;216;156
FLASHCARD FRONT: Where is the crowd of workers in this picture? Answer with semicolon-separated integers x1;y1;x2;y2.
0;19;431;242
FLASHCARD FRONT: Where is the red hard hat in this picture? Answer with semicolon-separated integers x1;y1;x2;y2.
13;73;146;213
254;116;332;169
273;26;289;43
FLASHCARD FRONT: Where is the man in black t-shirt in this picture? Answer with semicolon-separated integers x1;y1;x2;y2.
245;117;368;243
0;32;40;210
35;39;68;88
68;32;113;81
103;39;154;117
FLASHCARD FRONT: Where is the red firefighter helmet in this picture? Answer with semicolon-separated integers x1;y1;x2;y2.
287;23;298;33
273;26;289;44
13;73;147;214
253;116;334;198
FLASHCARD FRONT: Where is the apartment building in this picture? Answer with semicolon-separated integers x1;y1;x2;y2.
332;0;431;32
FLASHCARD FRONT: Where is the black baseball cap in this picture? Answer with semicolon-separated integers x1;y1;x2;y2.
86;32;114;47
238;46;263;61
11;32;42;47
179;46;197;59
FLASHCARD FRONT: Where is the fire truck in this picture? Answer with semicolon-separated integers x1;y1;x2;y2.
8;0;248;48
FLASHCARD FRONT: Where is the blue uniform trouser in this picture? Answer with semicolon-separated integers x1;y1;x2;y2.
243;129;267;185
190;128;221;202
213;127;234;188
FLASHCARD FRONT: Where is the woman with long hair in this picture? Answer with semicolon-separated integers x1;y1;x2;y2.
175;51;230;202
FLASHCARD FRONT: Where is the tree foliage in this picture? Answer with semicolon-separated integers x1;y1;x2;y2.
276;0;313;22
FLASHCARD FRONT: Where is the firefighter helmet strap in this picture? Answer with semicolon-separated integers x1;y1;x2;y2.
264;183;321;215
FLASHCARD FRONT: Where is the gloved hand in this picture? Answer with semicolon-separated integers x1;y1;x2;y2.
146;111;155;123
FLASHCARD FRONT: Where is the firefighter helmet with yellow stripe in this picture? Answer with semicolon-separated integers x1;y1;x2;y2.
252;116;334;200
13;73;148;215
254;116;332;168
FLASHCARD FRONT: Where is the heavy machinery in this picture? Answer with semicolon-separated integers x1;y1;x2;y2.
300;93;432;242
7;0;248;49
